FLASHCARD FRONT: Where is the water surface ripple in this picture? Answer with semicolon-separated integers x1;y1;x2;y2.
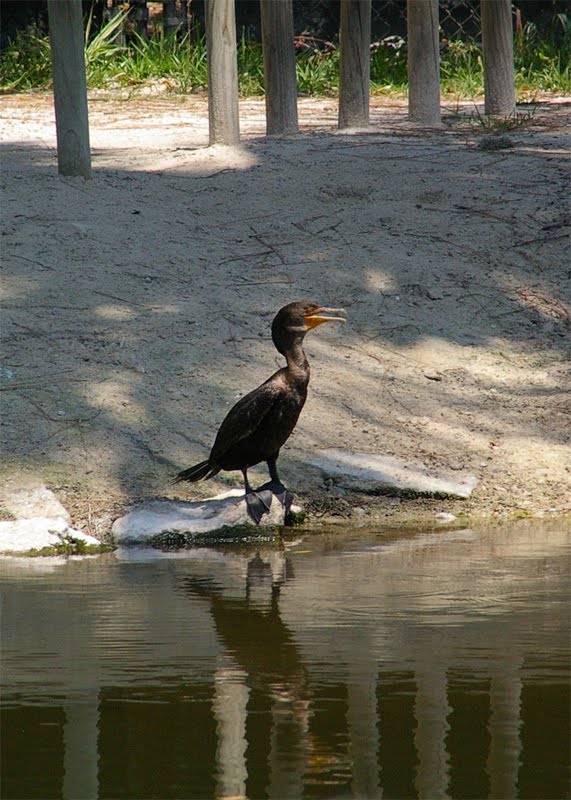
1;522;569;799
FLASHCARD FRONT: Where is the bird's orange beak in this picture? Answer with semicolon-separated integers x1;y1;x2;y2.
304;306;347;330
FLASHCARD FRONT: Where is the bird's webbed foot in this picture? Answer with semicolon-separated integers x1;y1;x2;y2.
256;481;293;517
245;489;274;525
244;482;293;525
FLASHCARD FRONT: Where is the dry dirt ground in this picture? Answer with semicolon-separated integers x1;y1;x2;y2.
1;92;570;538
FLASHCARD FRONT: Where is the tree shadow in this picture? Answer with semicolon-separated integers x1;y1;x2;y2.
1;117;569;521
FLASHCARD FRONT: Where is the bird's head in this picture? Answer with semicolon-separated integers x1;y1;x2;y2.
271;301;346;355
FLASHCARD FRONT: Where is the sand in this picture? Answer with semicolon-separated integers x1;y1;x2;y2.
1;92;569;536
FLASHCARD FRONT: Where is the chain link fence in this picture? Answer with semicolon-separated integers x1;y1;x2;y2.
287;0;567;43
205;1;481;43
297;0;482;41
372;1;481;40
1;0;568;50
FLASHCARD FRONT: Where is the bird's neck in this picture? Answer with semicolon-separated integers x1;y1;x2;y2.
284;341;310;382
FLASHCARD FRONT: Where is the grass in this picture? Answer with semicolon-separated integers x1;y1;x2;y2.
514;13;571;94
471;105;538;133
0;13;569;98
4;531;115;558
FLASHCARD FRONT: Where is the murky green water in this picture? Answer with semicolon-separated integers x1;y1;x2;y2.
1;522;569;800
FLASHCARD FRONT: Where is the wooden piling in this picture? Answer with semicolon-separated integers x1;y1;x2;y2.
481;0;516;116
163;0;181;36
47;0;92;178
129;0;148;40
407;0;441;124
260;0;298;135
338;0;371;129
206;0;240;145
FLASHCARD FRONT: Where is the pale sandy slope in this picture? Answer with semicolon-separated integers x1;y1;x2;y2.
1;93;569;534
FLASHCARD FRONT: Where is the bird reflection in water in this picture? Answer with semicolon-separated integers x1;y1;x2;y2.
181;548;310;799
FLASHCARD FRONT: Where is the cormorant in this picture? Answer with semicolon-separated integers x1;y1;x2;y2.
174;301;346;523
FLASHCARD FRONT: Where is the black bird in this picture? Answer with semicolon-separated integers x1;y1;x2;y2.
174;301;346;523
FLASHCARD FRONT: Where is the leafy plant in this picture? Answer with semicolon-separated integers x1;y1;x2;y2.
84;6;130;87
16;531;115;557
440;39;484;97
514;15;570;94
237;30;265;95
0;9;569;98
295;36;339;96
470;103;538;132
0;24;52;91
370;35;408;93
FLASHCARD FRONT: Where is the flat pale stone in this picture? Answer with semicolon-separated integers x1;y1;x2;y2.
436;512;458;523
112;489;286;544
0;481;71;522
0;517;101;553
309;449;477;499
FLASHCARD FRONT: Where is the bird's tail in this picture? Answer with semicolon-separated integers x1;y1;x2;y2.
173;460;220;483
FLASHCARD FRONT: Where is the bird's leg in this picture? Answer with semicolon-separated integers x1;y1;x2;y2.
256;456;293;516
268;457;281;484
242;469;272;525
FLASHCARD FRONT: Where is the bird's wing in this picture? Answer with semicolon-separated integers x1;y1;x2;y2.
210;380;284;461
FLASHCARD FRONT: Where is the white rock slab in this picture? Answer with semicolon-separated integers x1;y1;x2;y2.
309;449;477;498
0;482;102;553
112;489;286;544
0;482;71;521
0;517;101;553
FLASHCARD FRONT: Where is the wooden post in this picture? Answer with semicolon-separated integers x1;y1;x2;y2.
205;0;240;145
47;0;92;178
407;0;441;124
260;0;298;135
338;0;371;129
107;1;126;46
481;0;516;116
163;0;181;36
129;0;148;40
180;1;190;35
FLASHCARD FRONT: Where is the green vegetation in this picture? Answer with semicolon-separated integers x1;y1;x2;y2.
0;24;52;90
4;531;115;558
514;13;571;94
0;12;569;97
440;14;571;97
150;526;281;548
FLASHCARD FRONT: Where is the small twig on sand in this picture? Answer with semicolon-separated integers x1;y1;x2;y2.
20;394;102;424
9;254;54;271
218;250;272;265
251;234;287;265
454;204;517;225
93;290;143;306
514;231;570;247
229;277;293;287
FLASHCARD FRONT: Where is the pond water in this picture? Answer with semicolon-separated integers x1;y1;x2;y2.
1;522;569;800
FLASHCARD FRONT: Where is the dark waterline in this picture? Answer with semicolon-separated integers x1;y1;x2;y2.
1;522;569;800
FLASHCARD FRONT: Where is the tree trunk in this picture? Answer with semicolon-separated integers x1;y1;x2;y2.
338;0;371;129
47;0;92;178
481;0;516;116
260;0;298;135
205;0;240;145
407;0;441;124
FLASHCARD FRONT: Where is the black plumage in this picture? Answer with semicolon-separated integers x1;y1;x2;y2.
174;301;346;523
